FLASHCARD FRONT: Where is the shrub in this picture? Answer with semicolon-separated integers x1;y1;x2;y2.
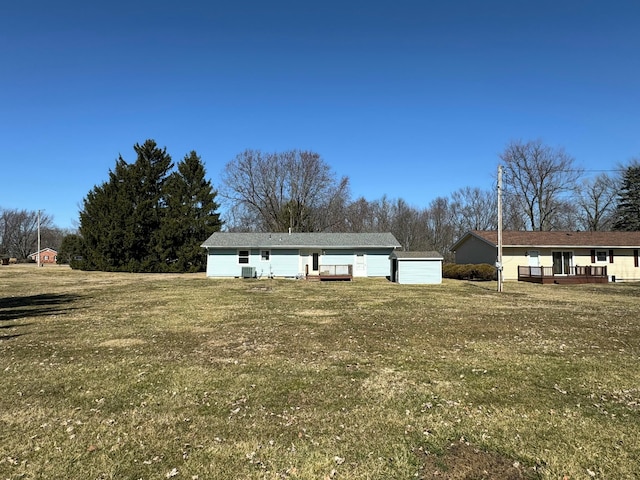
442;263;462;279
443;263;496;281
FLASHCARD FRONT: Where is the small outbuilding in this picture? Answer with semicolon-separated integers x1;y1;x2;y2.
390;251;443;284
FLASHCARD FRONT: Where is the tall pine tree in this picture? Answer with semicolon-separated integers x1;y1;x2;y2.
78;141;220;272
613;162;640;231
160;151;222;272
129;140;174;270
80;140;173;272
80;158;138;270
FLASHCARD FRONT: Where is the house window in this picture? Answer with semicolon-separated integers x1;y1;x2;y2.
261;250;270;261
238;250;249;264
595;250;607;263
44;255;50;261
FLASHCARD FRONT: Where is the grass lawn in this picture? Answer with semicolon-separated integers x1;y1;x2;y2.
1;265;639;479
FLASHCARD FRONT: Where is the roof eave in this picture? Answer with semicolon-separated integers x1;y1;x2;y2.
202;244;400;249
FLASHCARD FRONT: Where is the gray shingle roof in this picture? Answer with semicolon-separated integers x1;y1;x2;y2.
201;232;401;249
391;251;443;259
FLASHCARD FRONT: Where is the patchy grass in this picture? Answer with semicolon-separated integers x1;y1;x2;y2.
1;265;639;479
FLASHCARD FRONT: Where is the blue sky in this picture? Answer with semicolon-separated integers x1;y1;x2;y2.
2;0;640;230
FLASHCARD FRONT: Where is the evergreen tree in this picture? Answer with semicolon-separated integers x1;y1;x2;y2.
78;141;220;272
160;151;222;272
613;163;640;231
80;158;136;270
57;234;87;269
79;140;174;272
129;140;174;270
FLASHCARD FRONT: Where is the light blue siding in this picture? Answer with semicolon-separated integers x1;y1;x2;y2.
321;250;352;262
206;248;239;277
207;247;397;278
206;248;301;277
322;248;394;277
366;249;395;277
322;250;354;267
257;249;299;277
397;259;442;284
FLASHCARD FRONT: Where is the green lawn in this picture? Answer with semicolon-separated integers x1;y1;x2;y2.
1;265;639;479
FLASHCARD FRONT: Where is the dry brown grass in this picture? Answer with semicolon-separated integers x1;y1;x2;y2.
1;264;639;479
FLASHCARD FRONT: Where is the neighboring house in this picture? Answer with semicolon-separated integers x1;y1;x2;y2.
451;231;640;283
201;232;401;279
28;248;58;264
390;251;443;284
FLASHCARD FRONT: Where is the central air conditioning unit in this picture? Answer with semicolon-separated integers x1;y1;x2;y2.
241;266;256;279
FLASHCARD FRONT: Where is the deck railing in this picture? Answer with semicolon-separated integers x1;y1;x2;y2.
319;264;353;277
518;265;607;280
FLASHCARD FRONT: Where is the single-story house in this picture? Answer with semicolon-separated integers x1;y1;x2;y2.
451;230;640;283
201;232;401;279
390;251;443;284
28;248;58;264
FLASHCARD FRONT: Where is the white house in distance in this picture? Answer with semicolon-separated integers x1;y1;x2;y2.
201;232;401;280
452;230;640;283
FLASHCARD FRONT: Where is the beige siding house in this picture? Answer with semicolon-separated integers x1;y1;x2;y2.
452;231;640;283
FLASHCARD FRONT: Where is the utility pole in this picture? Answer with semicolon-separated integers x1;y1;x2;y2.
497;166;503;292
37;210;41;267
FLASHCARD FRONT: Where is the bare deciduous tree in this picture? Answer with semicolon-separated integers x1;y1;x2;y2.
370;195;395;233
0;208;55;259
343;197;376;232
424;196;457;260
221;150;350;232
574;173;619;231
548;200;580;231
450;186;497;233
500;140;581;231
388;199;429;251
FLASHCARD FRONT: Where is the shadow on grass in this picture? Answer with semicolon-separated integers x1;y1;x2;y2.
0;323;32;329
0;293;80;322
0;333;22;342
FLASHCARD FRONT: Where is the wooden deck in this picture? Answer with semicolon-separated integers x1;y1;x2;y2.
306;264;353;281
518;265;608;284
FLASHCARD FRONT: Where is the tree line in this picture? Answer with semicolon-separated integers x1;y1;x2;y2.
221;140;640;260
4;138;638;270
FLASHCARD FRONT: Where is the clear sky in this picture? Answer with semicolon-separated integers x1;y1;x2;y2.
2;0;639;230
